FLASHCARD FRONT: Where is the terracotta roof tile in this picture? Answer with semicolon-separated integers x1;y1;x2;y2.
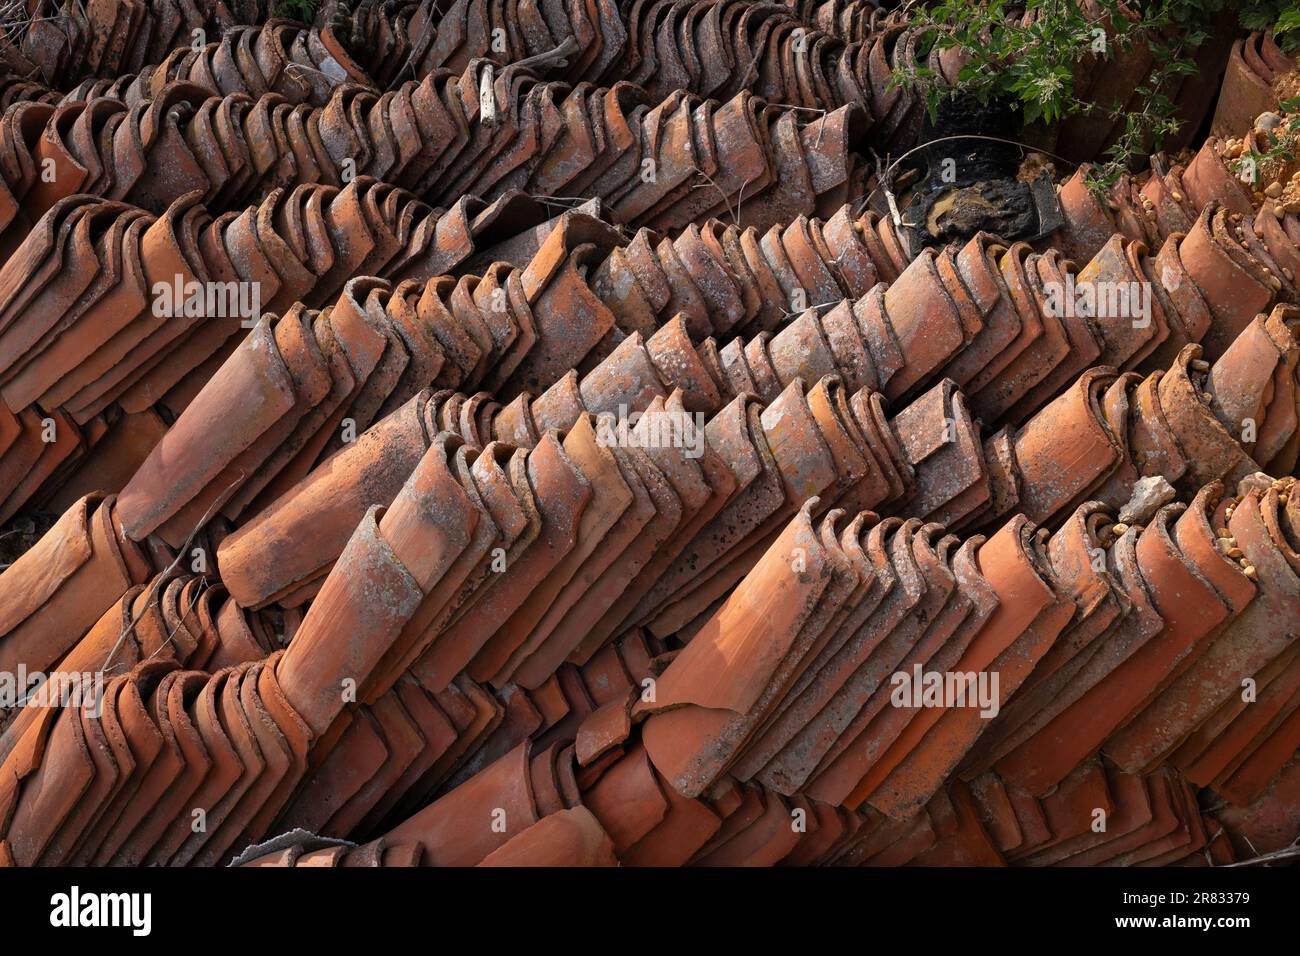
1;2;1299;869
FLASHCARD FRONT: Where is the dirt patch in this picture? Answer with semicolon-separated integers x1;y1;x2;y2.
1219;113;1300;215
0;512;57;571
1274;69;1300;104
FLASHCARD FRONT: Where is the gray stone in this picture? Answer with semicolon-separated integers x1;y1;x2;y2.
1256;111;1284;132
1118;476;1176;525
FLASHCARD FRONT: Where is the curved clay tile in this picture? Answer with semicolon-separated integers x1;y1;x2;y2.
637;500;851;796
276;505;424;737
0;494;148;679
1211;33;1296;138
813;533;983;793
216;389;434;607
380;739;540;865
1107;486;1300;771
476;805;616;865
964;505;1128;775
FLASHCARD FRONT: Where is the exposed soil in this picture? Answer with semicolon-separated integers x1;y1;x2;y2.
0;512;56;571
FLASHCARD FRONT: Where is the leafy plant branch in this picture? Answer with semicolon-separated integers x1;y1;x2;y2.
889;1;1300;195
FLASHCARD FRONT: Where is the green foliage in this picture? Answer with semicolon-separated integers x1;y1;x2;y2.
1276;7;1300;45
1241;2;1300;48
889;1;1300;195
274;0;321;22
1228;96;1300;186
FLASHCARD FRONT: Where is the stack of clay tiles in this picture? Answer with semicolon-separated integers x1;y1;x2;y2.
1;1;1300;869
119;195;1300;610
0;54;866;230
0;19;878;525
340;0;936;138
41;17;374;107
336;0;1223;162
0;1;318;87
637;462;1300;867
0;0;1233;522
170;291;1300;868
0;180;635;523
1052;32;1300;316
5;238;1291;866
